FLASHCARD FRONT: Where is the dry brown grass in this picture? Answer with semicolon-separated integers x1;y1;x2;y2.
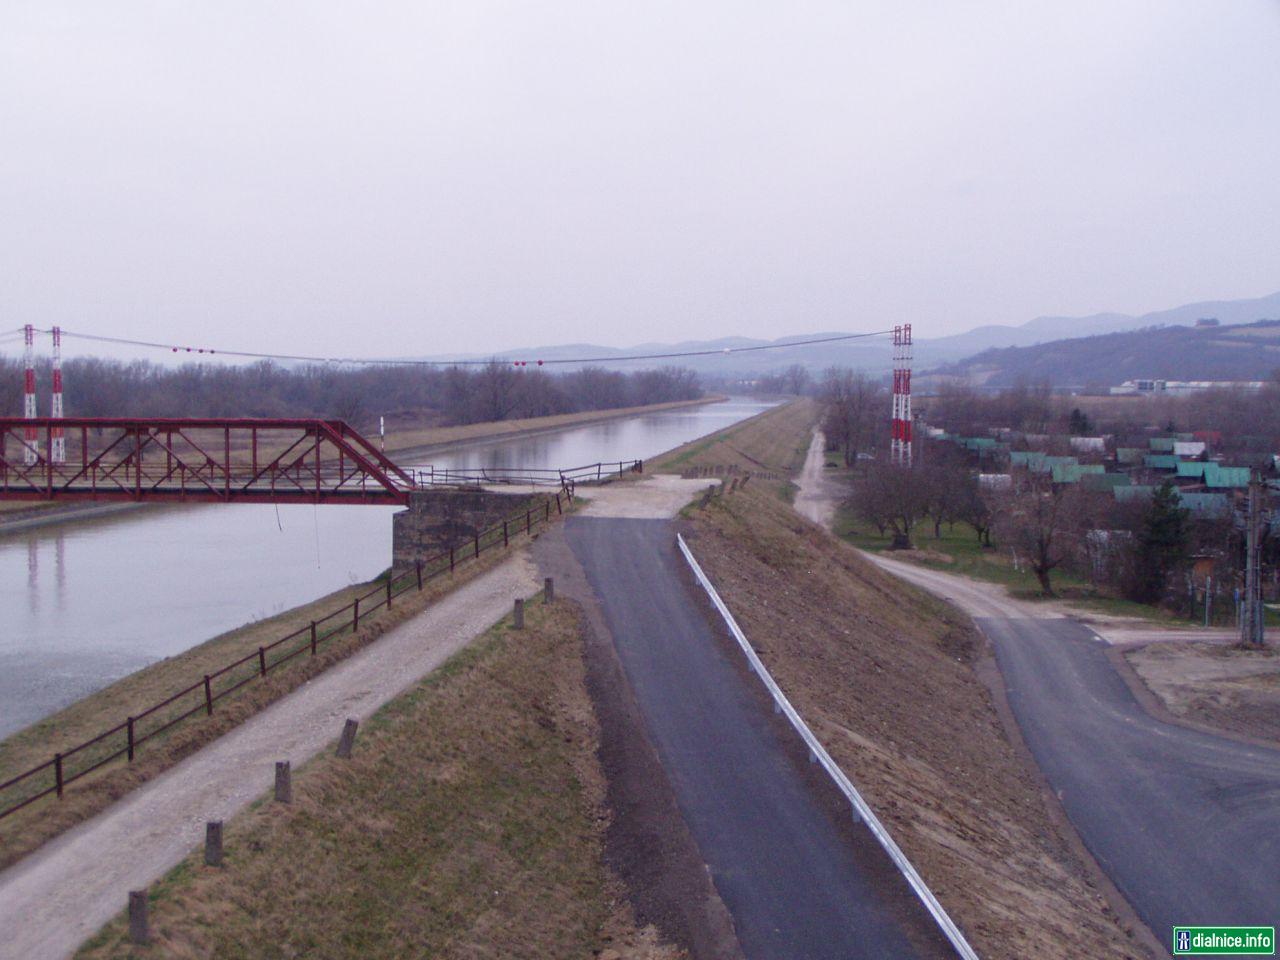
0;513;563;872
75;599;680;960
683;484;1147;960
647;398;819;482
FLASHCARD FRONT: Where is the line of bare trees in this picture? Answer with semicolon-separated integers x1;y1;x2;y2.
0;355;702;432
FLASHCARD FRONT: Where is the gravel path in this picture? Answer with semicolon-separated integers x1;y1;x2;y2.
0;551;539;960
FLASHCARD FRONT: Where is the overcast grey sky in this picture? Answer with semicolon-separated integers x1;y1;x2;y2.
2;1;1278;360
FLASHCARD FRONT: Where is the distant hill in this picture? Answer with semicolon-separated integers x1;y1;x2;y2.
918;290;1280;365
928;319;1280;390
408;290;1280;378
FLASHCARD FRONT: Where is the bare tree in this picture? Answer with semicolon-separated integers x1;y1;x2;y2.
783;364;811;396
822;367;885;466
993;475;1087;595
850;460;927;549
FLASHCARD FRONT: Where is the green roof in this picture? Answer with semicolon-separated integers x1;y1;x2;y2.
1144;454;1179;470
1083;473;1133;491
1179;493;1232;517
1175;461;1208;478
1052;463;1105;484
1149;437;1176;452
1114;485;1154;503
1116;447;1145;464
1204;465;1251;489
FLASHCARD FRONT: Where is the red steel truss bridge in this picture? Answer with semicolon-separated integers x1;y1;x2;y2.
0;417;644;505
0;417;417;505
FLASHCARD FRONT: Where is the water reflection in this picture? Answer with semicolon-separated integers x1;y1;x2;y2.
0;398;773;735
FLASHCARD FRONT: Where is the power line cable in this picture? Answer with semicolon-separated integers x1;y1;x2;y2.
35;327;895;367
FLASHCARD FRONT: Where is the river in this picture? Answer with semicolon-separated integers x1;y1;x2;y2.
0;397;773;736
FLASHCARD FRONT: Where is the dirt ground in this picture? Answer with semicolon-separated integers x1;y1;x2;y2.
1124;641;1280;745
684;482;1148;960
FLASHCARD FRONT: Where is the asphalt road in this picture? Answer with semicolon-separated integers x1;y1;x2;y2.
567;516;950;960
979;614;1280;938
864;551;1280;944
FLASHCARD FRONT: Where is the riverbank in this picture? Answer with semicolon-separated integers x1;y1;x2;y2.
0;493;562;872
384;395;725;457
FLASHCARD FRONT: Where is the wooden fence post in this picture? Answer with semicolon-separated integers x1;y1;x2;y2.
310;621;317;655
127;717;135;762
544;577;554;604
555;493;562;514
54;753;63;798
449;546;455;572
525;510;531;534
415;560;423;591
205;821;223;866
386;577;392;608
274;761;292;804
204;675;214;715
336;718;359;758
258;647;267;677
474;535;480;558
353;598;360;631
513;598;524;630
128;890;149;944
503;521;508;547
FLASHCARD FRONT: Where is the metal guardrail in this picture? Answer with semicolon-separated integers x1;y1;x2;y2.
676;533;981;960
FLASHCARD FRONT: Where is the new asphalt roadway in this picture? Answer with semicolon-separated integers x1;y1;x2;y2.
567;515;952;960
796;431;1280;947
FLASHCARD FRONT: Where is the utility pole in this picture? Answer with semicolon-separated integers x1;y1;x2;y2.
1240;472;1266;647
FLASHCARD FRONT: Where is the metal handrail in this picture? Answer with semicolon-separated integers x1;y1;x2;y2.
676;533;980;960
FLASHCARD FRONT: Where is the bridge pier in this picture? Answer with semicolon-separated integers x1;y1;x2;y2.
392;488;532;574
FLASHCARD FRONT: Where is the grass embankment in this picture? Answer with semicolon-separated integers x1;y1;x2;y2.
0;501;553;872
683;484;1146;960
76;598;677;960
383;396;724;456
647;397;818;489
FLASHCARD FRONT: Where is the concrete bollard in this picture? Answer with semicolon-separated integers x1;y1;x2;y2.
204;820;223;866
336;718;359;759
543;577;554;604
513;598;525;630
128;889;149;944
274;760;292;804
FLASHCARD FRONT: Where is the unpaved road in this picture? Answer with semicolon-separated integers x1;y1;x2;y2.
567;516;952;960
797;431;1280;943
0;552;539;960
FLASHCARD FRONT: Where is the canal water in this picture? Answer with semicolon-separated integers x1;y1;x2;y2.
0;398;772;736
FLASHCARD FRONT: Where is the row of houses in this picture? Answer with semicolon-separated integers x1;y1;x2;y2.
929;427;1272;520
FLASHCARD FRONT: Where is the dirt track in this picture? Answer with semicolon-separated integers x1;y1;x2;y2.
0;552;539;960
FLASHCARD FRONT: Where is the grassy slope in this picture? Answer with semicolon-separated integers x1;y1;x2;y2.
0;506;555;871
76;599;678;960
684;486;1145;960
647;397;818;481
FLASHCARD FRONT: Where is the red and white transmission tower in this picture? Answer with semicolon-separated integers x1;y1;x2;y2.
51;326;65;464
23;324;38;465
890;324;913;466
